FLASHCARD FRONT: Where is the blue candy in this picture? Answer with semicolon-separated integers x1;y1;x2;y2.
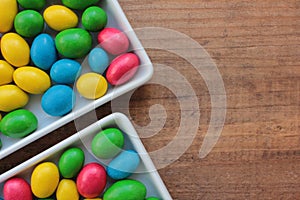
50;59;81;84
31;33;57;70
107;149;140;180
88;47;109;74
41;85;75;116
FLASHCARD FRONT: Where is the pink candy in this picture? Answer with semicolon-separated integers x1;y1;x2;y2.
106;53;140;85
76;162;107;198
98;27;129;55
3;177;32;200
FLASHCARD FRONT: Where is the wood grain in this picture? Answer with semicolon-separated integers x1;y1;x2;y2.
0;0;299;199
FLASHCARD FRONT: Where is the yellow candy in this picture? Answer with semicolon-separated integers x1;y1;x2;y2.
0;60;14;85
31;162;59;198
76;72;108;100
0;0;18;33
1;33;30;67
43;5;78;31
0;84;29;112
56;179;79;200
13;66;51;94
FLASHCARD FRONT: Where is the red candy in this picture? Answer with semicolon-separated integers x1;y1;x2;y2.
97;27;129;55
106;52;140;86
3;177;32;200
76;162;107;198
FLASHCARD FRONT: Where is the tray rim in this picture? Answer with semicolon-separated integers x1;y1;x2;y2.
0;112;172;200
0;0;154;159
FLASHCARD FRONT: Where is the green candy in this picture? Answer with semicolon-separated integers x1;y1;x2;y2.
62;0;99;10
91;128;124;159
14;10;44;38
17;0;46;10
103;180;147;200
0;109;38;138
146;197;161;200
58;147;85;178
55;28;92;59
82;6;107;32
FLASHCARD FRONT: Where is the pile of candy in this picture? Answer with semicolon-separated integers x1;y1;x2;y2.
2;127;160;200
0;0;140;146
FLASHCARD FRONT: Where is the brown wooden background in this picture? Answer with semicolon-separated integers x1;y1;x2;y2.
1;0;300;199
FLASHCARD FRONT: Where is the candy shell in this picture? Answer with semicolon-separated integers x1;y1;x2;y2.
56;179;79;200
106;53;140;85
62;0;99;10
76;163;106;198
31;33;57;70
76;72;108;99
0;0;18;33
82;6;107;32
50;59;81;84
55;28;92;59
0;109;38;138
98;28;129;55
14;10;44;38
1;33;30;67
13;66;51;94
41;85;75;116
103;180;146;200
44;5;78;31
146;197;161;200
17;0;46;10
91;128;124;159
0;60;14;85
0;84;29;112
107;150;140;180
31;162;60;198
3;177;32;200
88;48;109;74
58;147;85;178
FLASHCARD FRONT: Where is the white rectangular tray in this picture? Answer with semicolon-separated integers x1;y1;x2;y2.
0;113;172;199
0;0;153;159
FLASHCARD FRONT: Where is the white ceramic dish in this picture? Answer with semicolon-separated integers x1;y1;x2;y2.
0;113;172;199
0;0;153;159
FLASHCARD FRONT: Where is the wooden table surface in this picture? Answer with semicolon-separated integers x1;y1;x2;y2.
1;0;300;199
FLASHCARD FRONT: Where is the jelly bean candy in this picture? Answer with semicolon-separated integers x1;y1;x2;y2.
106;53;140;85
0;84;29;112
76;72;108;100
58;147;85;178
98;27;129;55
31;162;59;198
55;28;92;59
82;6;107;32
107;150;140;180
91;128;124;159
14;10;44;37
76;163;107;198
1;33;30;67
3;178;32;200
13;66;51;94
44;5;78;31
41;85;75;117
0;0;18;33
0;109;38;138
103;179;146;200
